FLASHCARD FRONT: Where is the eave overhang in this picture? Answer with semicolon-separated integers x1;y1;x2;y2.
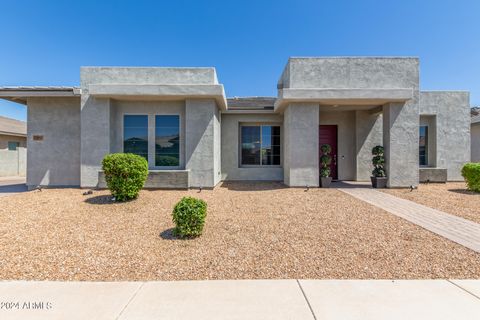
274;88;414;112
87;84;228;110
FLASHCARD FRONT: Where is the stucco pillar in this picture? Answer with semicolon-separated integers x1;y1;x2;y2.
355;110;383;181
383;101;419;187
283;103;320;187
80;96;111;187
185;99;221;188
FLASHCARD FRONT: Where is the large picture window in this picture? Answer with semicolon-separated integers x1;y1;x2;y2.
123;115;148;160
241;125;280;166
419;126;428;166
155;115;180;167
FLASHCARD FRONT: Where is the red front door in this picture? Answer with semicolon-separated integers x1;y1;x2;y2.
319;125;338;180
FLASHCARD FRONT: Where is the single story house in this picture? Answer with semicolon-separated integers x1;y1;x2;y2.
0;57;471;189
0;115;27;176
472;108;480;162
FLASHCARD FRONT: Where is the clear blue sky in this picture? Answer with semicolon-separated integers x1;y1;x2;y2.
1;0;479;121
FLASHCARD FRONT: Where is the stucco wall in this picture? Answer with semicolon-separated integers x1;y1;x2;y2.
185;99;221;187
355;110;383;181
80;67;219;85
284;103;319;186
0;134;26;149
0;147;26;176
221;113;284;181
472;123;480;162
279;57;419;89
110;100;186;169
419;92;470;180
319;111;356;180
27;97;81;187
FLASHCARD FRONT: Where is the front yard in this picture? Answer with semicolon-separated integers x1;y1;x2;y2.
383;182;480;224
1;182;480;280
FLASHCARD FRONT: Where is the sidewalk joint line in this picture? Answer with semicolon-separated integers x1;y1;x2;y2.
115;282;145;320
447;280;480;301
296;279;317;320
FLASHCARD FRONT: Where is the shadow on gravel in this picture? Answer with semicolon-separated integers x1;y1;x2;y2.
159;228;179;240
84;195;117;205
448;189;479;196
219;181;287;191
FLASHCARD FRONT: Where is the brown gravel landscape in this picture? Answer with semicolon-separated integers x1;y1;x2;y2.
1;182;480;281
382;182;480;224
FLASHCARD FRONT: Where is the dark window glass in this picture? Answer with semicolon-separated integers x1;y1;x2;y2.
241;125;280;166
419;126;428;166
123;115;148;161
7;141;19;151
155;115;180;167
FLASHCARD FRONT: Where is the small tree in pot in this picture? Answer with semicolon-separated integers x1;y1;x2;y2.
371;145;387;188
320;144;332;188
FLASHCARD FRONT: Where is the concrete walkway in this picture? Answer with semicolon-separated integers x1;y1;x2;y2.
338;184;480;253
0;280;479;319
0;176;27;197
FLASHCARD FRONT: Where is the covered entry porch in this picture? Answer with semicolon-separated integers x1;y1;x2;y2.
277;92;418;188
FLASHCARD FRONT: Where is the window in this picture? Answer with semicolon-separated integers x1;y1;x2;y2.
8;141;19;151
155;115;180;167
241;125;280;166
123;115;148;160
419;126;428;166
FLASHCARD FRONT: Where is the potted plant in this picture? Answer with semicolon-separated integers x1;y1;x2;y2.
371;145;387;188
320;144;332;188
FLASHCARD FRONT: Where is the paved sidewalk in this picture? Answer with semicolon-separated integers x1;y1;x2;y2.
0;280;479;319
0;176;27;197
339;186;480;253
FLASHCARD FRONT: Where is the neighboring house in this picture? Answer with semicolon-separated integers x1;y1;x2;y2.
0;115;27;176
0;57;471;189
472;107;480;162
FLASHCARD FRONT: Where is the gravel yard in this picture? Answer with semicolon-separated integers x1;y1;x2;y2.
1;182;480;281
382;182;480;224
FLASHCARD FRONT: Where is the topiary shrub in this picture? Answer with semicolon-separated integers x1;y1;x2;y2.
102;153;148;201
461;163;480;192
172;197;207;238
372;145;386;177
320;144;332;178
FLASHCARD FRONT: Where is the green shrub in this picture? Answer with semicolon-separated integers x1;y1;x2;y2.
371;145;386;177
102;153;148;201
172;197;207;238
320;144;332;178
461;163;480;192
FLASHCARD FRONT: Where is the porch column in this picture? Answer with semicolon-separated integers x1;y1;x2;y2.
383;101;419;187
185;99;221;188
283;103;320;187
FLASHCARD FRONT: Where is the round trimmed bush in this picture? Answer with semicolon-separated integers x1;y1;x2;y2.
102;153;148;201
461;163;480;192
172;197;207;238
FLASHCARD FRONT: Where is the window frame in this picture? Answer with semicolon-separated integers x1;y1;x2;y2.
7;141;19;151
122;114;149;162
419;125;429;167
239;123;282;168
154;114;181;170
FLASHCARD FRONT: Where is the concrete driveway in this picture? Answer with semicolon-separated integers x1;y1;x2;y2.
0;176;28;197
0;280;479;320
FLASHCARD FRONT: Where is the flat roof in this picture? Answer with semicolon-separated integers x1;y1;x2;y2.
227;97;275;110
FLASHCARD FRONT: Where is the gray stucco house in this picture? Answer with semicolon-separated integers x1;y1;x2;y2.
0;57;471;189
472;108;480;162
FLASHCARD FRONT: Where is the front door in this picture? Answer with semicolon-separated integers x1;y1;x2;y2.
319;125;338;180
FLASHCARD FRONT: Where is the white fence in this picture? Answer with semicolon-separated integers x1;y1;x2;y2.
0;147;26;177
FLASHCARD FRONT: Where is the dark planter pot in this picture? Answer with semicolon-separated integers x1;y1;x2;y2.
320;177;333;188
371;176;388;189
